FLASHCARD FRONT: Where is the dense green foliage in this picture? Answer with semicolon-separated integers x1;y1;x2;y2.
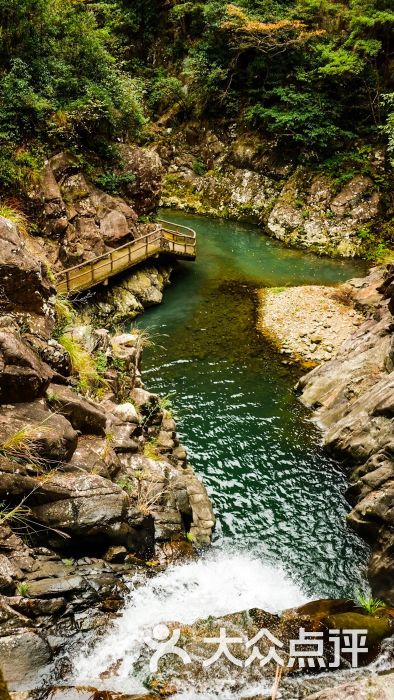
0;0;145;188
0;0;393;189
159;0;394;151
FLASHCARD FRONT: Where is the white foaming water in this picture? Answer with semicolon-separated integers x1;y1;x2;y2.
72;551;308;694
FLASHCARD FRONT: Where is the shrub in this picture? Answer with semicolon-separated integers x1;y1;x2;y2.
94;171;136;195
192;160;207;176
148;74;185;115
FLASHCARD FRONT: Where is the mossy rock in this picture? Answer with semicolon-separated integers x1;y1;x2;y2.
328;612;393;647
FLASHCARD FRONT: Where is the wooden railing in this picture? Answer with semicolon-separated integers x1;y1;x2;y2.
56;219;196;295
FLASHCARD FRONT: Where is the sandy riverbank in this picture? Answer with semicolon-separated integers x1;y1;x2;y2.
256;284;365;366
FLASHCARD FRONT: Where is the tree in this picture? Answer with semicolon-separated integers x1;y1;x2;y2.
221;3;324;55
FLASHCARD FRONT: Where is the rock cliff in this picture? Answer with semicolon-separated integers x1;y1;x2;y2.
158;125;391;258
30;147;163;271
0;215;214;692
297;266;394;604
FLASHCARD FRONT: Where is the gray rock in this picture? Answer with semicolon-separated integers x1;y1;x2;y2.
305;674;394;700
30;473;128;541
26;575;84;598
66;435;121;479
46;383;107;436
0;400;78;463
0;332;53;404
0;217;53;315
297;266;394;604
0;629;51;690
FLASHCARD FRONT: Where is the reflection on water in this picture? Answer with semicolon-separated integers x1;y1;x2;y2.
71;212;371;698
138;211;369;598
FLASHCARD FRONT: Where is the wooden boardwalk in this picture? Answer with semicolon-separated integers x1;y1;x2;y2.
56;219;196;295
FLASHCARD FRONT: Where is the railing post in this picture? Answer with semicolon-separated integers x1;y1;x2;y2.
57;219;196;294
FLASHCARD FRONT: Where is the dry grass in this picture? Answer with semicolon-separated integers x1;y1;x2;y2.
58;334;107;395
137;477;168;515
330;285;354;307
134;326;154;349
0;476;71;539
0;423;51;466
0;204;29;238
143;438;161;461
118;468;168;515
0;501;32;528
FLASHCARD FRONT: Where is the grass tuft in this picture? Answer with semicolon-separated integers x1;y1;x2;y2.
0;204;29;238
356;592;386;615
0;424;50;465
58;334;107;395
16;582;31;597
143;438;161;461
53;295;76;339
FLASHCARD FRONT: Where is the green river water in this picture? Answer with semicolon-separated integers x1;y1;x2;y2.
138;210;369;599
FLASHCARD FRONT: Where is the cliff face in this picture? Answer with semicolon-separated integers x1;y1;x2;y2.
297;266;394;603
0;215;214;691
28;147;163;272
157;125;391;259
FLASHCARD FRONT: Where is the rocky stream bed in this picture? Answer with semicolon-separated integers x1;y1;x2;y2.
0;144;393;699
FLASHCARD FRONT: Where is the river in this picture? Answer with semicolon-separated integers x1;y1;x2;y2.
73;211;371;696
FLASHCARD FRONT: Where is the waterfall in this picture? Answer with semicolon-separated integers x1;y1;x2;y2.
71;550;308;696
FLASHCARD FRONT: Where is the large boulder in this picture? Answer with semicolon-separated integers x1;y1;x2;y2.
44;688;157;700
0;400;78;464
0;554;22;594
38;162;68;238
297;266;394;604
46;384;107;436
30;472;128;541
24;335;72;377
30;472;155;556
115;145;164;214
0;628;51;690
137;599;393;698
79;264;173;327
323;373;394;462
116;454;215;546
0;216;53;314
305;673;394;700
0;332;53;403
0;668;11;700
0;454;44;500
66;435;121;479
36;160;143;267
368;528;394;605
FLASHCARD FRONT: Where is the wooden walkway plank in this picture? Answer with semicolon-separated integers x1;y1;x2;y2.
56;219;196;295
